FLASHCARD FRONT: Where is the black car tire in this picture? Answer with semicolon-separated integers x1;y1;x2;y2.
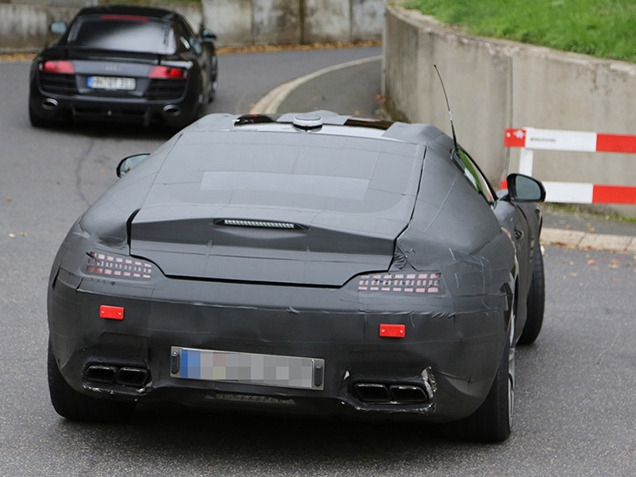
207;57;218;103
464;323;514;442
208;77;217;103
47;341;135;422
519;250;545;345
29;103;55;128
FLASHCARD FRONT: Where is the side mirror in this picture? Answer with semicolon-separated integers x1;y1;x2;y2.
202;29;217;42
116;153;150;178
506;173;546;202
50;21;67;36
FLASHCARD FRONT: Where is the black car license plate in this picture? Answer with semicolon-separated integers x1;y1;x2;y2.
88;76;136;90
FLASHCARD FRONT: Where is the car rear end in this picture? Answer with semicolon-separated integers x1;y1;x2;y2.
47;116;509;424
49;246;504;421
29;11;201;128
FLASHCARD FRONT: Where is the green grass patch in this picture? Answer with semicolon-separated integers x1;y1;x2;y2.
406;0;636;63
543;203;636;224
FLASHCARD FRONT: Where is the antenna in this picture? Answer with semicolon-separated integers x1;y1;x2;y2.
433;64;458;152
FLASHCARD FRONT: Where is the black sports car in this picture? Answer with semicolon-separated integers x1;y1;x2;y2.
47;111;546;442
29;5;218;129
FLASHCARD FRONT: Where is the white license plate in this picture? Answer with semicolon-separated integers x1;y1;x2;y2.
170;347;325;390
88;76;136;90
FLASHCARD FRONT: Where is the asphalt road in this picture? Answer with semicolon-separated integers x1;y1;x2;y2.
1;48;635;476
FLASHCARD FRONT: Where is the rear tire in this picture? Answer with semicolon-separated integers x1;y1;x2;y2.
464;321;514;442
29;103;55;128
519;250;545;345
207;55;218;103
47;341;135;422
208;78;217;103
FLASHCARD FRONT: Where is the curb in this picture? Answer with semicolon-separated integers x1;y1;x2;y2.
542;228;636;253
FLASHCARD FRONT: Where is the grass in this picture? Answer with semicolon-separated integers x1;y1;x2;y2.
544;203;636;224
405;0;636;63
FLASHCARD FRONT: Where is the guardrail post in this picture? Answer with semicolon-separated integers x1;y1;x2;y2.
518;148;534;176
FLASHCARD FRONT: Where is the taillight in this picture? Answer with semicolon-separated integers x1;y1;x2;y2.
357;272;442;294
40;60;75;74
85;251;153;281
149;66;188;79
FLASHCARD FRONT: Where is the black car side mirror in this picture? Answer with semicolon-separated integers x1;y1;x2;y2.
116;153;150;178
202;29;217;42
506;173;546;202
50;21;67;35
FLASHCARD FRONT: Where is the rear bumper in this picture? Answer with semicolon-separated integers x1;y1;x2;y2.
48;264;508;423
29;81;199;127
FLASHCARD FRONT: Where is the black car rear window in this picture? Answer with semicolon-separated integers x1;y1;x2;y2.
67;15;175;54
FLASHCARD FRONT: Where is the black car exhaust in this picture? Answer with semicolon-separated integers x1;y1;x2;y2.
389;384;429;403
162;105;181;117
85;365;117;384
353;383;392;402
353;382;431;404
42;98;59;111
116;367;150;387
85;365;149;387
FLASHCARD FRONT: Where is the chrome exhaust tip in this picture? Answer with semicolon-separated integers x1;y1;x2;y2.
162;105;181;117
42;98;59;111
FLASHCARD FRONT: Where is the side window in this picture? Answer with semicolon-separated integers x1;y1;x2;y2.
175;18;201;55
455;149;495;204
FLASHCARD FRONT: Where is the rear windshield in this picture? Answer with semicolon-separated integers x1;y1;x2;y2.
67;15;175;54
153;130;425;216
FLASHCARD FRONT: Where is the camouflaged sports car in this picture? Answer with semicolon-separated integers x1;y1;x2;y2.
47;111;546;442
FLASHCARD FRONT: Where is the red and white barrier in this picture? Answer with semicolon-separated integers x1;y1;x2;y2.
503;127;636;205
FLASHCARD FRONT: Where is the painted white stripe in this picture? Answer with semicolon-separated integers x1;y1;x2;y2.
543;181;594;204
525;128;597;152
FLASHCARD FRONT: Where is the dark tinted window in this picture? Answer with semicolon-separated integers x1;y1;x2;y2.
173;18;200;54
68;15;175;54
455;149;495;204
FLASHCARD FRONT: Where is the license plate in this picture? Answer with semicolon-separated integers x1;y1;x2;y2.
87;76;136;91
170;347;325;390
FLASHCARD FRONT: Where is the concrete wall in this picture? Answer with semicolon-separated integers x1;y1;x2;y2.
383;5;636;212
203;0;385;45
0;0;385;53
0;3;77;52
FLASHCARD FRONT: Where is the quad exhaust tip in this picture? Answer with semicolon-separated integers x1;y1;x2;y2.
353;382;432;404
85;364;149;388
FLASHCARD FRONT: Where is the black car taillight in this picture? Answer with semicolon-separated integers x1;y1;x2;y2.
85;251;152;281
39;60;75;74
357;272;442;295
149;65;188;80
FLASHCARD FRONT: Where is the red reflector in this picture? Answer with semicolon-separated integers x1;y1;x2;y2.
379;324;405;338
100;305;124;320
